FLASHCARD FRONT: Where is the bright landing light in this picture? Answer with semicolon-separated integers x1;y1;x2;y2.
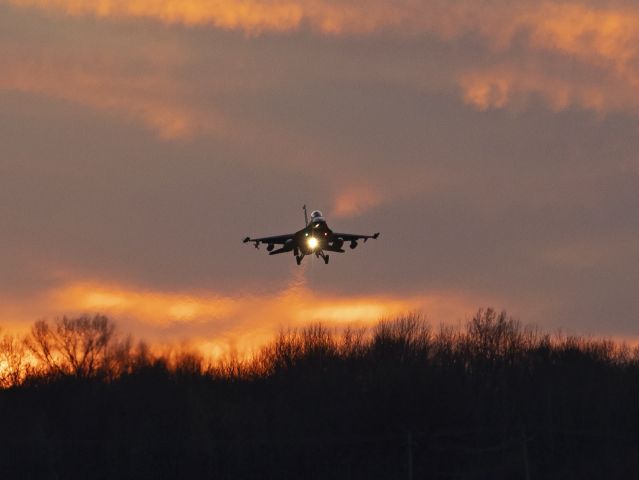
307;237;319;250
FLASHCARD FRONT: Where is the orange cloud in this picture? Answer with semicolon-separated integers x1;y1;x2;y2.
49;282;237;325
458;63;639;113
519;4;639;69
8;0;306;33
0;52;224;139
7;1;639;135
6;0;414;34
7;1;639;52
8;0;639;117
450;3;639;114
330;186;382;219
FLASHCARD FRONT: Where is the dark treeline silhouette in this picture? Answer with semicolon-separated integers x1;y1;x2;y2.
1;310;639;479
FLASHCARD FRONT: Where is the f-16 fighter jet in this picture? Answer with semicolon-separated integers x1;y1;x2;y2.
243;206;379;265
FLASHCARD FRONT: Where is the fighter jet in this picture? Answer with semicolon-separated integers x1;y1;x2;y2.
243;206;380;265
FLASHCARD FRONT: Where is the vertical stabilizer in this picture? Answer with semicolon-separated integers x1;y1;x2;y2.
303;205;309;226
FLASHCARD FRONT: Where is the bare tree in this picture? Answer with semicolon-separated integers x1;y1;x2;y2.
372;313;432;363
27;315;116;378
0;330;27;388
465;308;523;362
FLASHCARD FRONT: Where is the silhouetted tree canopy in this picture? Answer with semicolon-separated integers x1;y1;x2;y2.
1;309;638;479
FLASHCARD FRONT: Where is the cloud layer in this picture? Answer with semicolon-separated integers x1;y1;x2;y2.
0;1;638;350
6;1;639;125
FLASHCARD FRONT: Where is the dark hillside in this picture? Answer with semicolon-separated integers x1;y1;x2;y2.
1;310;638;479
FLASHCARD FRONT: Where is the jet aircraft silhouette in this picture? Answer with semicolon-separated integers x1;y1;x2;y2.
243;206;379;265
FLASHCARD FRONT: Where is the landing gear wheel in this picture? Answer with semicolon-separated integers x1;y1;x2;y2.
296;256;302;265
323;255;329;265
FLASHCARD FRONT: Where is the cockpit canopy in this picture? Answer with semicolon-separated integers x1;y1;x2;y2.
310;210;325;223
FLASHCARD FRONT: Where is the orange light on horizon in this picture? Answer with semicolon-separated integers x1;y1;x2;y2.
0;277;479;359
51;282;237;324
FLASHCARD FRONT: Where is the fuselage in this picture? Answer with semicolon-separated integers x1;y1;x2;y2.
294;220;333;255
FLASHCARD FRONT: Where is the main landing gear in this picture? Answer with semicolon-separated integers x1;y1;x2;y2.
295;252;329;265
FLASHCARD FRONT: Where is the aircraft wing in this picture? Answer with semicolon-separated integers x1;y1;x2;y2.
243;233;295;246
332;232;380;242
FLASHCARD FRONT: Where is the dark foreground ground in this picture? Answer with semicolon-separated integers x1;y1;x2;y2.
1;311;639;479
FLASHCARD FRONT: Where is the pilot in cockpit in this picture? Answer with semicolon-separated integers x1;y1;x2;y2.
310;210;325;224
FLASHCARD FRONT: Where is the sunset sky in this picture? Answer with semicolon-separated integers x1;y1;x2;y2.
1;0;638;353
